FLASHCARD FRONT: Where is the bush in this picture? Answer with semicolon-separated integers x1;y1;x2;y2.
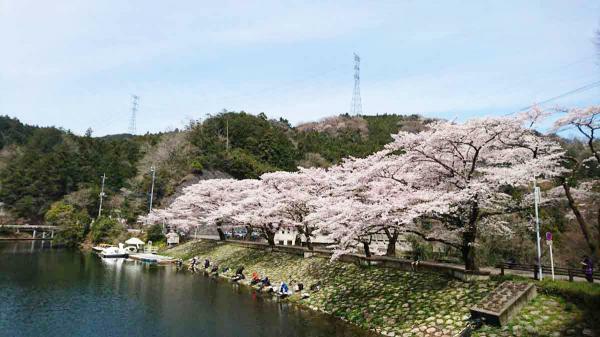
54;222;86;248
190;158;204;174
221;148;276;179
90;216;124;244
538;279;600;308
0;226;12;235
45;201;88;248
146;224;165;243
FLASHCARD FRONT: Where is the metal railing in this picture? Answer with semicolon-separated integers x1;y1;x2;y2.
496;262;596;281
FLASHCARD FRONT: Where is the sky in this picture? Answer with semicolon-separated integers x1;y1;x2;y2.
0;1;599;136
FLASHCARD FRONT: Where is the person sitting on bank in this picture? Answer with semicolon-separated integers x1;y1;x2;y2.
231;266;245;282
204;258;210;269
250;272;261;285
581;255;594;283
189;256;199;272
210;264;219;275
259;276;271;289
294;282;304;292
278;281;291;297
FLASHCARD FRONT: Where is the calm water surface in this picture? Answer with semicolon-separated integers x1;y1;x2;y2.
0;241;372;337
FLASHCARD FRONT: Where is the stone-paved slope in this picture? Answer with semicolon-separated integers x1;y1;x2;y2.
164;241;596;337
166;241;496;336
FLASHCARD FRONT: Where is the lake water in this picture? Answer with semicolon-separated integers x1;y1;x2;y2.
0;241;372;337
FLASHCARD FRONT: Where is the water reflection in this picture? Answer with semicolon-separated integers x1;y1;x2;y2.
0;241;373;337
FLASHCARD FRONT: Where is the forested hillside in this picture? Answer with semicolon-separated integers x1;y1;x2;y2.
0;112;427;226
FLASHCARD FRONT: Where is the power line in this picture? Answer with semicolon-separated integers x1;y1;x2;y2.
472;55;595;109
511;79;600;115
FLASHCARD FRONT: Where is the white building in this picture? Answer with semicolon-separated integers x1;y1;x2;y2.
273;228;412;256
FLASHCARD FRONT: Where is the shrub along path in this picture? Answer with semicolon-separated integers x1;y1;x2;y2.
164;240;597;337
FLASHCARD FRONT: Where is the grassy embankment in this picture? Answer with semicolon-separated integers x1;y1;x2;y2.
164;240;598;337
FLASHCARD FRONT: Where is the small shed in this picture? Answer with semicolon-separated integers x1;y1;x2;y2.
166;232;180;246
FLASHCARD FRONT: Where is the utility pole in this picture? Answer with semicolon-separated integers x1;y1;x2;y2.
226;119;229;152
533;180;543;280
149;166;156;213
98;173;106;218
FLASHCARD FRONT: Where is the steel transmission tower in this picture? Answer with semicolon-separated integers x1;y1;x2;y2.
350;53;362;115
129;95;139;134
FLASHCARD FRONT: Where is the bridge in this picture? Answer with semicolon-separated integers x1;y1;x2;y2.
0;225;60;240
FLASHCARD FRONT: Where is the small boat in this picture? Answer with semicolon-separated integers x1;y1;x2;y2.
92;243;114;253
99;244;129;258
92;246;104;253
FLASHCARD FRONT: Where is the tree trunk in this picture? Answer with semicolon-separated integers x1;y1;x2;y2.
562;180;597;255
263;229;276;247
384;228;398;257
244;225;252;240
362;241;372;258
216;227;226;241
587;137;600;164
461;236;476;271
305;235;313;251
462;201;479;271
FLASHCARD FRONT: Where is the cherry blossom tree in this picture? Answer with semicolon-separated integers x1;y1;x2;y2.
303;154;430;258
552;106;600;255
141;112;567;271
226;179;295;246
260;169;325;250
141;178;252;239
375;116;565;270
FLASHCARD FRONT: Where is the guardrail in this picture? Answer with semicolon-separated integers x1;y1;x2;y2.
0;224;59;240
495;262;596;282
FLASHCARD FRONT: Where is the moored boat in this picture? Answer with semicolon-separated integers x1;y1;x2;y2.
99;243;129;258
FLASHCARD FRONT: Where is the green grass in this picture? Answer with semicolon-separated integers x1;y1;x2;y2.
537;279;600;308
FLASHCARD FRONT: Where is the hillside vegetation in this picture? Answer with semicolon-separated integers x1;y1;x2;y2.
0;111;597;269
0;112;423;225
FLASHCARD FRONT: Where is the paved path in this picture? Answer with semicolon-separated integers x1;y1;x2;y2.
481;266;598;283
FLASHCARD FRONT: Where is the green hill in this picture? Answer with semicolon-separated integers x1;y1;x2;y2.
0;112;428;224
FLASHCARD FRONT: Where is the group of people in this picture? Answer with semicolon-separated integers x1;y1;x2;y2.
187;256;321;298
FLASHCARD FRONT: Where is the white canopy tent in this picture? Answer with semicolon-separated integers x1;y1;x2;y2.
125;237;145;247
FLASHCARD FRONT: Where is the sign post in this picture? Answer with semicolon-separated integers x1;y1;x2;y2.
534;182;543;280
546;232;555;280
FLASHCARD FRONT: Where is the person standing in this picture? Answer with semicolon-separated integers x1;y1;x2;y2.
581;255;594;283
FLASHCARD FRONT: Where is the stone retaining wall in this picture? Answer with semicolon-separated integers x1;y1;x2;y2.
209;239;490;281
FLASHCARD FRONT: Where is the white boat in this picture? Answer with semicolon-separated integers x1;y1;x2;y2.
99;243;129;258
92;246;108;253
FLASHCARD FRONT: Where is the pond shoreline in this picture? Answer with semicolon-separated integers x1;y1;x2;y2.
161;240;599;337
162;240;487;337
164;243;385;336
